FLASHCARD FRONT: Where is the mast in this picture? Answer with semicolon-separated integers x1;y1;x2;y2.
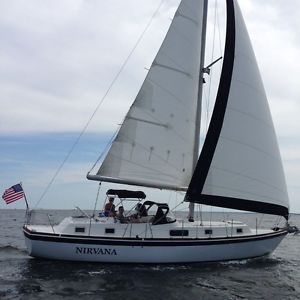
188;0;208;222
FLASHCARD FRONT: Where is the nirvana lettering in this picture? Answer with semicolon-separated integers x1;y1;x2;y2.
76;247;117;256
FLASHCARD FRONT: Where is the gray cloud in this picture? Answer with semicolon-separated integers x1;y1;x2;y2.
0;0;299;211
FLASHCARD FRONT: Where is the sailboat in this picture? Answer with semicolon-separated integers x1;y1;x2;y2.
23;0;291;263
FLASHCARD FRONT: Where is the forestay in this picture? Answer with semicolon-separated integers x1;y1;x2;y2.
186;0;289;218
88;0;206;191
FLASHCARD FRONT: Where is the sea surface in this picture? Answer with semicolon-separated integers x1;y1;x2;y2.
0;209;299;300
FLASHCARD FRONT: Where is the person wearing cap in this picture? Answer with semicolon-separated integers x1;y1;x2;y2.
104;197;116;217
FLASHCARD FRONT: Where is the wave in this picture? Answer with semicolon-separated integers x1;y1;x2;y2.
220;256;283;268
0;245;28;256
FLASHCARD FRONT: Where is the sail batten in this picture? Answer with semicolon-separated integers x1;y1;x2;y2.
185;0;289;219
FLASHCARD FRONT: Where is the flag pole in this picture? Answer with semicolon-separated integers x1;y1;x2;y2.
24;193;29;211
20;182;29;211
20;182;31;225
24;193;31;225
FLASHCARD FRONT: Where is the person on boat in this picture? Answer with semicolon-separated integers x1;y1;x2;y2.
116;206;128;224
127;203;147;223
104;197;116;217
134;203;148;217
138;203;148;217
152;207;167;225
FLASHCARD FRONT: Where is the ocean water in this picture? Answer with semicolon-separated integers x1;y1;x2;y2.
0;209;299;300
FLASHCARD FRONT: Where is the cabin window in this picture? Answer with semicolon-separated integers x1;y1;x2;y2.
75;227;85;233
105;228;115;234
205;229;213;235
236;228;243;234
170;230;189;237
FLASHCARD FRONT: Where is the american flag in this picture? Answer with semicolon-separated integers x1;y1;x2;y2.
2;184;25;204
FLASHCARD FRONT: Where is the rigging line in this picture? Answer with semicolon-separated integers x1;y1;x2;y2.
170;199;185;213
205;0;218;133
92;182;102;217
33;0;167;208
258;214;265;229
216;0;224;71
88;127;119;174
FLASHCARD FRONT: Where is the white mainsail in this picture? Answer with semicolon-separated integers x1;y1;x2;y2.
88;0;206;190
186;0;289;217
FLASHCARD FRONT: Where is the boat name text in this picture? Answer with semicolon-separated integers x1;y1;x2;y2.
75;247;117;255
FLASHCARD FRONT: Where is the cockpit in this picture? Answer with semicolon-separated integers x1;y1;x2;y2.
102;189;176;225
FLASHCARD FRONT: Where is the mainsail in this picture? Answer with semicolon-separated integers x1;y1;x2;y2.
186;0;289;218
88;0;206;191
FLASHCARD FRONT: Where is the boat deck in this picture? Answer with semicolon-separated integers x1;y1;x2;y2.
25;216;272;239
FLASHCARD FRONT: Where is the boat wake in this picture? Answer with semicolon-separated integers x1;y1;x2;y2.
287;224;300;234
0;245;28;258
220;256;283;268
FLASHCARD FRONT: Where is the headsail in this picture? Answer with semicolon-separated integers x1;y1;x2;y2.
88;0;206;191
185;0;289;219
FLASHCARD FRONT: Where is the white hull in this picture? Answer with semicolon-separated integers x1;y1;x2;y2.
23;226;287;263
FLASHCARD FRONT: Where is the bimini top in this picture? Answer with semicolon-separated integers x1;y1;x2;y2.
106;189;146;199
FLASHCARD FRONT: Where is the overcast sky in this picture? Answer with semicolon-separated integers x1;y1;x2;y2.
0;0;299;214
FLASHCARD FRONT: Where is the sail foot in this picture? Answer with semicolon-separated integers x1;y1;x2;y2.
87;174;187;192
186;194;289;220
